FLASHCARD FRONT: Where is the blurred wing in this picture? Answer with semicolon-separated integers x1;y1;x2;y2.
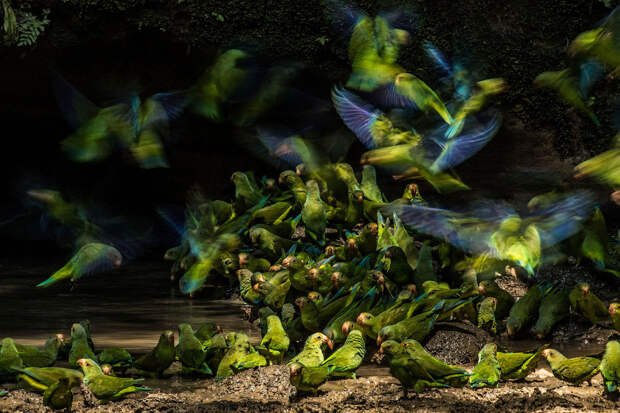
423;41;453;77
386;204;497;255
150;90;190;121
368;82;418;109
51;70;100;129
527;190;596;248
579;61;604;98
429;110;501;173
256;127;305;168
332;86;381;149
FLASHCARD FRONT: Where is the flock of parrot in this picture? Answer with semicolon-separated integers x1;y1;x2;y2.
4;1;620;409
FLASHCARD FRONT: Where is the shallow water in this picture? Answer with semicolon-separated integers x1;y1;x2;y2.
0;257;259;352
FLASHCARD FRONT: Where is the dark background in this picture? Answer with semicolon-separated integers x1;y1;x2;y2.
1;0;619;257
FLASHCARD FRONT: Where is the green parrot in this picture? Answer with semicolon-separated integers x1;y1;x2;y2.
133;330;175;377
610;303;620;331
193;48;250;120
249;227;295;260
414;243;437;288
238;253;272;273
216;333;252;379
279;170;307;208
101;364;116;376
177;324;210;376
98;347;133;373
478;280;515;319
43;377;73;411
15;335;63;367
506;284;546;337
601;340;620;393
379;340;446;397
15;367;83;392
361;165;385;202
532;288;569;339
288;333;333;367
401;339;469;387
255;277;292;311
237;269;263;305
289;362;332;394
497;345;548;380
320;330;365;379
477;297;498;336
195;322;222;344
574;134;620;197
257;315;290;364
346;12;408;92
302;180;327;245
231;351;268;373
393;73;453;124
356;295;414;340
59;320;94;360
78;358;150;403
569;11;620;77
446;78;507;138
568;283;609;325
231;171;263;213
379;247;413;286
376;300;445;345
356;222;378;255
68;323;97;368
534;69;600;126
469;343;501;388
250;202;292;225
0;391;6;397
542;348;600;385
26;189;86;232
323;287;377;344
37;242;122;288
0;338;23;379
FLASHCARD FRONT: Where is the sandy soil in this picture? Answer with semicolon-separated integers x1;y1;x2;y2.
1;364;619;413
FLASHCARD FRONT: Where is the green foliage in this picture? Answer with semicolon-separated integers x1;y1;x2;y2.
16;8;50;47
211;12;224;22
1;0;17;42
315;36;329;46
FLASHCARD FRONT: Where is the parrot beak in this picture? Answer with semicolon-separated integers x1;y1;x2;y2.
541;349;549;358
56;333;65;342
217;325;223;334
478;285;486;294
506;325;514;337
77;358;87;367
369;223;378;237
269;264;282;272
581;285;590;296
378;346;384;354
308;269;318;281
376;336;383;346
327;338;334;351
252;283;260;292
408;285;417;296
115;259;122;267
325;246;334;256
356;314;364;325
610;304;617;316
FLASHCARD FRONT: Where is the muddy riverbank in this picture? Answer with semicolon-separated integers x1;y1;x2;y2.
1;364;619;413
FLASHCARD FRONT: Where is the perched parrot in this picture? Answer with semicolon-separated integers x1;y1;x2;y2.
542;348;600;385
601;340;620;393
469;343;501;388
78;358;150;402
43;377;73;411
133;330;175;377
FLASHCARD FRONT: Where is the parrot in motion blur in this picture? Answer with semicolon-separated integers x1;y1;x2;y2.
53;71;187;168
36;242;122;288
388;190;595;276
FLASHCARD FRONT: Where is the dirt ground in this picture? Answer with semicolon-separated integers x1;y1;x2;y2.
1;364;619;413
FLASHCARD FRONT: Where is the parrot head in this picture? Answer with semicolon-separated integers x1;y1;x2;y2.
341;321;355;336
101;364;114;376
308;291;322;303
578;283;590;297
289;362;303;378
356;312;373;326
281;255;296;268
295;296;309;311
609;303;620;317
308;268;319;281
379;340;402;356
330;271;343;287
